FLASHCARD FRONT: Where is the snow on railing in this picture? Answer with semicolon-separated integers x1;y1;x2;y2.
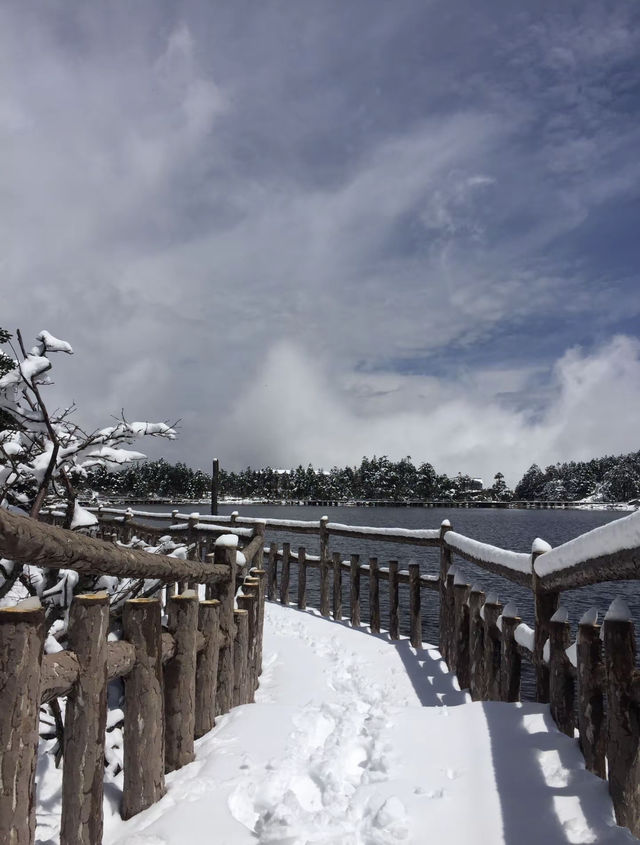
444;531;531;575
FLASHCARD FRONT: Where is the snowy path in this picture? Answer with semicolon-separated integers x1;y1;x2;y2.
101;604;635;845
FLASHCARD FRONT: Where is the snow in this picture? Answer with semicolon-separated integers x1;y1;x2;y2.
70;502;98;529
604;598;632;622
328;523;440;541
532;538;552;556
515;623;535;652
566;643;578;668
81;604;632;845
579;607;599;626
502;601;518;619
215;534;239;549
445;532;531;574
32;330;74;355
534;510;640;577
236;551;247;567
551;607;569;624
17;595;42;610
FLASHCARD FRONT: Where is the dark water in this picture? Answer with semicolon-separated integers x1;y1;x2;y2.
139;503;637;698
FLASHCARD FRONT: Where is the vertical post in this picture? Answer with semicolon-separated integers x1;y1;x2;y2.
332;551;343;620
445;569;457;669
320;541;331;619
164;593;199;773
232;609;249;707
195;599;221;739
0;603;45;845
122;598;165;819
604;606;640;835
453;578;471;689
439;520;452;660
468;587;485;700
237;592;257;702
267;541;278;601
350;554;361;627
251;568;267;678
577;613;606;779
549;613;574;736
61;594;109;845
211;457;219;516
297;547;307;610
319;514;329;570
532;540;558;703
369;557;380;634
482;599;503;701
242;579;260;696
213;542;237;716
500;608;521;703
409;562;421;648
280;542;291;605
389;561;399;640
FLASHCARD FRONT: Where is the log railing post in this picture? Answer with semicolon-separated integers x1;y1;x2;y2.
297;546;307;610
244;577;261;695
251;568;267;678
369;557;380;634
319;514;329;569
164;593;199;773
549;610;574;736
453;576;471;689
439;520;452;661
267;541;277;601
577;612;605;778
350;554;361;627
482;599;503;701
319;527;331;618
237;591;257;702
532;540;557;703
500;605;521;703
122;598;165;819
195;599;221;738
468;586;485;700
409;561;421;648
61;594;109;845
445;568;457;670
280;542;291;605
389;560;399;640
213;542;237;716
0;602;45;845
232;609;249;707
603;603;640;835
332;551;343;620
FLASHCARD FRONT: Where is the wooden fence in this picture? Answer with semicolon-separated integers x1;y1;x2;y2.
0;508;266;845
3;505;640;840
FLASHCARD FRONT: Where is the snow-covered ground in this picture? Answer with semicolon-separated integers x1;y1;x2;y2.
37;603;637;844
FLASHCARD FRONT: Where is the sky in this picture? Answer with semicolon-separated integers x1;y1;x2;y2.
2;0;640;485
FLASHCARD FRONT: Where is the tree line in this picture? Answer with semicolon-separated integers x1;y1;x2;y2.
79;451;640;504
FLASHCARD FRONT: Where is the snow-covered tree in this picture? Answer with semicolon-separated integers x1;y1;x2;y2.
0;329;176;524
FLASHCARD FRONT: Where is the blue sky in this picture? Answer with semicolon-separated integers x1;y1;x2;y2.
2;1;640;483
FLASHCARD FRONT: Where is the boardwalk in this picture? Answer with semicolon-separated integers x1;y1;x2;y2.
103;604;633;845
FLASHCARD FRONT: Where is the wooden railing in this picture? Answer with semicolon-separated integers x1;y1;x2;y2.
0;508;266;845
3;505;640;840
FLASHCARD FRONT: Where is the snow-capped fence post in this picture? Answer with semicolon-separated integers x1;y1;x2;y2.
468;587;485;700
60;593;109;845
445;568;457;667
389;560;400;640
280;542;291;605
237;591;257;702
122;598;166;820
267;541;277;601
439;520;452;661
213;543;237;716
500;606;521;703
332;551;343;620
453;576;471;689
243;577;261;696
369;557;380;634
532;540;558;703
232;609;249;706
122;509;134;544
164;593;199;773
0;602;45;845
603;602;640;835
548;611;574;736
297;546;307;609
319;519;331;617
195;598;221;738
251;568;267;677
482;598;503;700
350;554;361;627
576;612;605;779
409;562;421;648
